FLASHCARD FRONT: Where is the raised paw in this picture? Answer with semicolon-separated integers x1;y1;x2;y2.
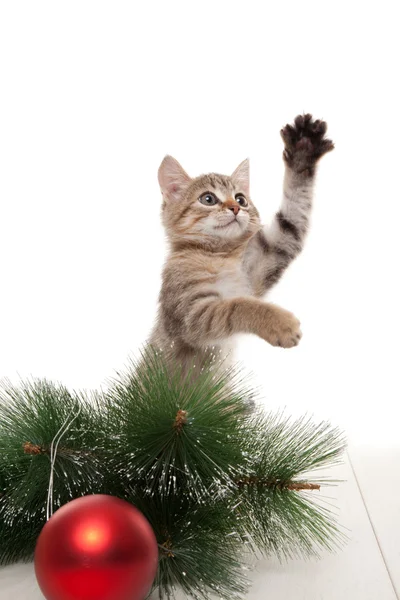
261;306;302;349
280;113;334;175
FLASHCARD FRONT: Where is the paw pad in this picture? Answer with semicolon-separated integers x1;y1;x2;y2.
281;114;334;174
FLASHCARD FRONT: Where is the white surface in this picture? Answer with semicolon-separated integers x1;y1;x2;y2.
0;1;399;599
349;446;400;597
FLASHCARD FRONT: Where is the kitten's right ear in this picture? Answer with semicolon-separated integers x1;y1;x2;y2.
231;159;250;196
158;155;191;202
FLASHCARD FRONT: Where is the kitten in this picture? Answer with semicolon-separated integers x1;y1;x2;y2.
150;114;334;375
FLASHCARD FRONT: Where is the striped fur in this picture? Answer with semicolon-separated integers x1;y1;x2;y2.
150;115;334;375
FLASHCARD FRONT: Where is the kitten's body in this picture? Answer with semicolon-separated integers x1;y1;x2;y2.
150;115;333;375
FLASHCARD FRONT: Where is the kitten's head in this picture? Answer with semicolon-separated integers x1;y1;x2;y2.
158;156;260;249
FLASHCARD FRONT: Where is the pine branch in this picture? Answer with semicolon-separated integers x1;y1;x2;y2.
129;490;248;600
0;349;347;599
231;410;347;559
0;379;105;540
103;348;255;499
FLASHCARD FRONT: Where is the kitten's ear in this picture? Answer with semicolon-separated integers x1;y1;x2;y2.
231;159;250;195
158;155;191;202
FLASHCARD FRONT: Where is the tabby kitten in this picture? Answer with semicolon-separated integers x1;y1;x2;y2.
150;114;334;374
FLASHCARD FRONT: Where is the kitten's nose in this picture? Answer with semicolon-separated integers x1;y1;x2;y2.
225;199;240;215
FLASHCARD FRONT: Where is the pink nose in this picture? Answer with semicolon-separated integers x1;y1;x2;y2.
228;204;240;215
224;199;240;215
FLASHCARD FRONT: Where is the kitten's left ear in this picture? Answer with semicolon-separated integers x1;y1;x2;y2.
158;155;192;202
231;159;250;196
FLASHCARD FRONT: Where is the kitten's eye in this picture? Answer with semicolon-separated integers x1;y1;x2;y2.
235;194;248;207
199;192;218;206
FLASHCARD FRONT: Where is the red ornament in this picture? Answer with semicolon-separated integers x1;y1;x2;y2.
34;495;159;600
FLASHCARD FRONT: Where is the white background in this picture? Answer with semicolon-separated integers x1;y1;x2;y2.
1;2;399;599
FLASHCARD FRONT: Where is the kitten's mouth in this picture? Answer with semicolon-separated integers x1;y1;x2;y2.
214;219;239;230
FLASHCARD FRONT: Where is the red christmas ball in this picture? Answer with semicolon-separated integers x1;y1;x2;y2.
34;495;158;600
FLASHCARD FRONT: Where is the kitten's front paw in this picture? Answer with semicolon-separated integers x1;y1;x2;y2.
262;307;302;348
280;114;334;175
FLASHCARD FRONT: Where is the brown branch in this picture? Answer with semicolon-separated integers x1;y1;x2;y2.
173;409;188;432
23;442;93;459
236;476;320;492
159;538;175;558
286;482;320;491
23;442;46;455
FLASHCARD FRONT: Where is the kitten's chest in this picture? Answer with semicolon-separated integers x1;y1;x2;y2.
214;261;250;299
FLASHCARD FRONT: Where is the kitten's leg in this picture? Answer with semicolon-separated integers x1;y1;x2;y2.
244;114;334;296
183;297;302;348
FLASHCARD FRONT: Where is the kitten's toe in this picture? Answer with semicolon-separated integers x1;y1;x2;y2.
280;318;302;348
264;310;302;348
280;330;302;348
